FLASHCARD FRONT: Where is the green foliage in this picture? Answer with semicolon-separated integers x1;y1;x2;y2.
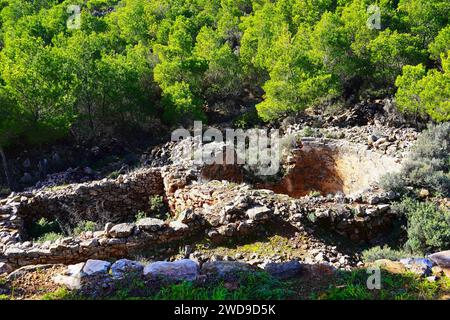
395;57;450;122
40;287;74;300
0;0;448;138
135;210;147;221
36;231;64;243
394;198;450;254
29;217;62;241
149;195;165;213
380;123;450;197
362;246;409;263
73;220;97;236
152;272;290;300
320;268;449;300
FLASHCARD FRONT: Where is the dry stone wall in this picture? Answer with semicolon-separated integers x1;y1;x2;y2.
0;136;408;271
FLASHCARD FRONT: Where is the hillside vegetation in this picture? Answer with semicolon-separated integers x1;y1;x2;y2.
0;0;448;149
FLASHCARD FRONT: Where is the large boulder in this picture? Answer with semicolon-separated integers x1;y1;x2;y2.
428;251;450;278
82;259;111;276
143;259;199;282
428;251;450;268
201;261;253;280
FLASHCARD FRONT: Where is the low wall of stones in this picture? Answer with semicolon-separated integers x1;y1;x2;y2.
170;180;400;243
2;215;203;268
0;168;164;232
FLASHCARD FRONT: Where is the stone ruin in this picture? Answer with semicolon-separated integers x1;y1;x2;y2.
0;134;410;274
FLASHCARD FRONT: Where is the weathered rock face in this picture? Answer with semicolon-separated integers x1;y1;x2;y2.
258;138;402;197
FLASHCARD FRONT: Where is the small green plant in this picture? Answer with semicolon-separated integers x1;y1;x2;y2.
308;190;322;197
40;287;73;300
233;109;260;129
30;218;63;243
107;171;120;179
0;294;10;300
300;126;315;137
135;210;147;221
362;246;409;263
149;195;164;212
36;232;63;243
73;220;97;236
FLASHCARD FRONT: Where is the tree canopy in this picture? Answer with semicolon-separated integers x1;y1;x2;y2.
0;0;448;147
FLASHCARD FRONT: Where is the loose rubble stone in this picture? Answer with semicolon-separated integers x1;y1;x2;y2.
246;206;271;220
143;259;199;281
111;259;143;278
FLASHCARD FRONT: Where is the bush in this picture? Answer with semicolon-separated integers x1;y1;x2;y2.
36;232;64;243
394;198;450;254
362;246;409;263
29;218;62;240
73;220;97;236
380;123;450;197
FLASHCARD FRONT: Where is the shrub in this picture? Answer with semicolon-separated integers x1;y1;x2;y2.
29;218;62;240
73;220;97;236
362;246;409;263
394;198;450;254
380;122;450;197
36;232;64;243
135;211;147;221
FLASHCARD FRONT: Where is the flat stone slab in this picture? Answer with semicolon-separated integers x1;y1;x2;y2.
143;259;199;281
136;218;165;232
108;223;135;238
82;259;111;276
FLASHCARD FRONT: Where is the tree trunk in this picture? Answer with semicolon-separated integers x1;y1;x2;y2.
0;146;12;190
